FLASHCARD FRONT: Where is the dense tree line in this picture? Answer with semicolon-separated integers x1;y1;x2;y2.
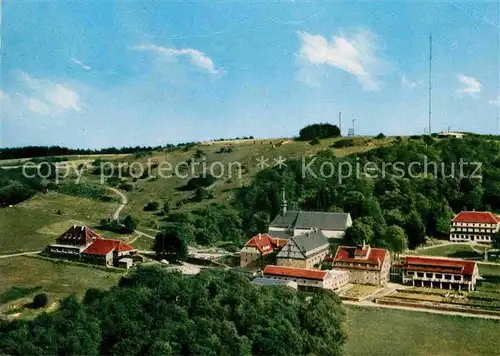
235;136;500;250
298;123;341;141
0;267;346;356
0;142;204;160
0;168;45;206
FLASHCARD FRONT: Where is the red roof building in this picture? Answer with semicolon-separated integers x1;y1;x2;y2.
262;265;349;290
401;256;478;291
82;239;135;256
330;244;391;286
450;211;500;243
49;225;137;268
240;233;288;268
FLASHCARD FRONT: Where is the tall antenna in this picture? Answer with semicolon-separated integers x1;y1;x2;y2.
428;35;432;135
338;112;342;133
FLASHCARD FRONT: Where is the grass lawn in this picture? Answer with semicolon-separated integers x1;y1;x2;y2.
0;208;77;254
417;244;480;258
340;285;380;299
131;234;154;251
478;263;500;277
345;306;500;356
18;191;118;223
0;256;124;318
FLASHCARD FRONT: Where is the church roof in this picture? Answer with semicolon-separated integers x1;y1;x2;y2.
269;210;350;231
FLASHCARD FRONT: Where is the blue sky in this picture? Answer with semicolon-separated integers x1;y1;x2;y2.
1;1;499;149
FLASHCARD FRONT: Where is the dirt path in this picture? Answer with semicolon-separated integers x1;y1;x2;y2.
0;251;41;259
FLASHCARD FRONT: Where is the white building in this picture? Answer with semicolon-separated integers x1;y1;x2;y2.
400;256;478;291
449;211;500;243
263;265;349;291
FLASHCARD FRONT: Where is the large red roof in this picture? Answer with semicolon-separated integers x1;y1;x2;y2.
331;245;388;271
263;265;327;281
452;211;500;224
82;239;135;256
244;234;287;255
403;256;476;275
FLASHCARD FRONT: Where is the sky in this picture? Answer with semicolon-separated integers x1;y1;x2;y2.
1;1;499;149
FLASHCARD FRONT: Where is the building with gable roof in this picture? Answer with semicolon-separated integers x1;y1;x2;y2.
399;256;478;291
449;211;500;243
330;243;391;286
262;265;349;290
49;225;138;268
240;233;288;268
268;189;352;239
276;229;330;269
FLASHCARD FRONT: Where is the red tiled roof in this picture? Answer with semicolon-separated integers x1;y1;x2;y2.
452;211;500;224
244;234;287;255
56;225;103;245
402;256;476;275
82;239;135;256
331;245;388;271
263;265;327;281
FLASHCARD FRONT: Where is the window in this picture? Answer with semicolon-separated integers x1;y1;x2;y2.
426;273;433;278
435;274;442;279
445;274;452;280
417;272;424;277
454;275;461;281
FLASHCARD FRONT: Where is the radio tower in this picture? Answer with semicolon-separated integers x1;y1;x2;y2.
428;35;432;135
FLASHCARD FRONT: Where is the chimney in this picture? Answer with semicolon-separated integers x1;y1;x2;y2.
258;233;262;240
281;188;287;216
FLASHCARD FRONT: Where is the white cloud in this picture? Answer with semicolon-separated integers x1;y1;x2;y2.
26;98;51;115
296;30;381;90
133;44;220;74
19;72;82;114
488;96;500;107
71;58;91;71
457;75;481;97
401;75;422;89
0;90;9;102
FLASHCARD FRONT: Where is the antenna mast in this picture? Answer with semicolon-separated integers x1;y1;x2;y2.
339;112;342;134
428;35;432;135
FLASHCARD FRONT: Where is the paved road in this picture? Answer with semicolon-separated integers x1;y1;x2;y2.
0;251;41;259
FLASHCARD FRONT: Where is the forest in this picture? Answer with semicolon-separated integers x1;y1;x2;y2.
0;266;346;356
235;135;500;250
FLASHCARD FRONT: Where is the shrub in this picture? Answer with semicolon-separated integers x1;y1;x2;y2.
375;133;386;139
310;137;321;145
32;293;48;309
331;139;355;148
144;201;159;211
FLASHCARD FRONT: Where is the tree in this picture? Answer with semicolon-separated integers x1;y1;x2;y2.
248;211;270;235
384;225;407;253
298;123;341;141
310;137;321;145
492;231;500;250
154;225;190;261
32;293;48;309
162;201;170;215
405;210;426;249
123;215;137;233
344;220;374;246
375;133;386;139
144;201;159;211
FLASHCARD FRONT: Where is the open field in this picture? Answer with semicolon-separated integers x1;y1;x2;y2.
0;208;75;254
345;306;500;356
413;243;483;258
18;191;118;223
0;256;124;318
